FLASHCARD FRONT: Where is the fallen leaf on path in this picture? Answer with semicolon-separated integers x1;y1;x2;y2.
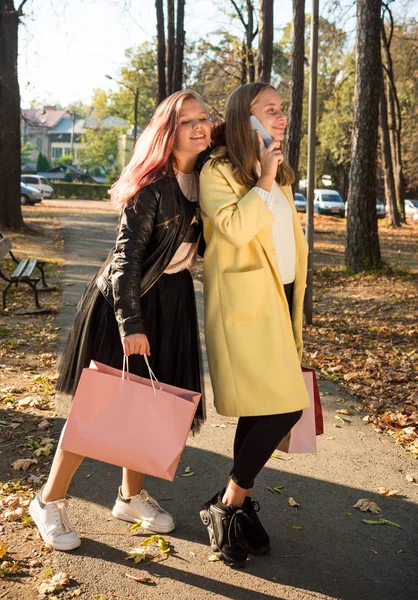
29;559;42;568
343;372;358;382
209;554;220;561
129;522;142;531
336;409;351;415
405;474;416;483
0;561;18;575
396;549;404;554
288;497;300;508
125;547;154;564
271;452;292;461
11;458;38;471
376;487;400;497
125;573;153;584
353;498;381;513
362;518;402;528
17;396;34;408
50;573;71;587
142;535;171;553
369;549;378;554
0;540;7;558
4;506;25;521
182;466;195;476
335;414;351;425
292;526;302;530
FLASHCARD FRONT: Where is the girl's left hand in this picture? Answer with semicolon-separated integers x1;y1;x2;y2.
122;333;151;356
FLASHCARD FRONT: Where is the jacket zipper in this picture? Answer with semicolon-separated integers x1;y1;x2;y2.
155;214;180;228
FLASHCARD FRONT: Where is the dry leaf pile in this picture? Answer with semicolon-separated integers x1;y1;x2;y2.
0;213;62;596
304;266;418;455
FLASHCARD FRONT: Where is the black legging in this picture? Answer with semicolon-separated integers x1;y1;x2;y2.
229;282;302;490
230;410;302;489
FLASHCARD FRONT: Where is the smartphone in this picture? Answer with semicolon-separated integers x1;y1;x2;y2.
250;115;274;148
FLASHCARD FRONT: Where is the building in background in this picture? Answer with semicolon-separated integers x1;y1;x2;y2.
21;106;134;171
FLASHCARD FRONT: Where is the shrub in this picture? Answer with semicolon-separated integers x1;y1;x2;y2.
52;182;110;200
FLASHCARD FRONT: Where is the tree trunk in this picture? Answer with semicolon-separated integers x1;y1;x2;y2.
345;0;382;272
167;0;175;96
379;77;400;227
257;0;273;83
173;0;185;92
381;9;406;221
246;0;256;83
155;0;166;103
0;0;25;230
241;41;248;85
286;0;305;193
385;75;405;221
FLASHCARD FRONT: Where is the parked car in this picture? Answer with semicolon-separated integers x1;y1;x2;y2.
294;192;307;212
314;189;345;217
21;175;54;199
376;199;386;219
405;199;418;222
20;183;43;205
345;198;386;219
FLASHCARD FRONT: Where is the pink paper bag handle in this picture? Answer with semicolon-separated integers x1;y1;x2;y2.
122;354;158;396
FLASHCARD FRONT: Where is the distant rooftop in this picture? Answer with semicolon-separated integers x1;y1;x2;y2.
22;107;69;128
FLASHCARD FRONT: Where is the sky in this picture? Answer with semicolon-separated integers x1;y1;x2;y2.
18;0;292;108
18;0;417;109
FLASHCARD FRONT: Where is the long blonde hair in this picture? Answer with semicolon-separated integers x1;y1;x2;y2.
213;83;294;188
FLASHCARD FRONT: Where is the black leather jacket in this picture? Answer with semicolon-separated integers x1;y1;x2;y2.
97;174;202;338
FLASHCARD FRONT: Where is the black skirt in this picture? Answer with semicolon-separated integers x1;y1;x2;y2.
56;269;205;431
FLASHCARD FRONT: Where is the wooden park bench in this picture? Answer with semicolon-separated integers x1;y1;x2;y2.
0;232;55;313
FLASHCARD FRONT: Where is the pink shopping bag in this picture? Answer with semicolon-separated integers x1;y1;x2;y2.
60;359;201;480
277;370;321;454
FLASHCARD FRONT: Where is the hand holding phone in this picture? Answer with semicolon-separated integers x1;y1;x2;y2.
250;115;274;148
250;115;284;186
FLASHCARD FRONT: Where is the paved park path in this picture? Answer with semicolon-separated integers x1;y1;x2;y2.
50;200;418;600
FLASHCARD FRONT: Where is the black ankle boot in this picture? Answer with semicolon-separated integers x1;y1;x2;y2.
241;497;271;555
200;492;248;568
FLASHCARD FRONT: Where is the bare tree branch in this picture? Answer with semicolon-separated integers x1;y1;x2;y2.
17;0;30;15
229;0;247;29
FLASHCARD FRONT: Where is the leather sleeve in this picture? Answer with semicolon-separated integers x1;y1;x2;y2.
111;187;158;338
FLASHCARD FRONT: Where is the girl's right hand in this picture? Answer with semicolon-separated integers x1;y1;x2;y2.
122;333;151;357
257;130;284;181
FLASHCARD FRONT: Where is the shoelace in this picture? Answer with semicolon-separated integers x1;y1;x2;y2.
140;491;166;517
52;500;72;534
226;508;249;548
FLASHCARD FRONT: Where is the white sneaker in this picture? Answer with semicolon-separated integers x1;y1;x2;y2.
112;487;175;533
29;493;81;551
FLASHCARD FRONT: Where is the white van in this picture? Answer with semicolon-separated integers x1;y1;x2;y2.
314;189;345;217
21;175;54;199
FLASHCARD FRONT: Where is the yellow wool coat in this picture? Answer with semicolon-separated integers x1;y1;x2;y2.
199;159;311;417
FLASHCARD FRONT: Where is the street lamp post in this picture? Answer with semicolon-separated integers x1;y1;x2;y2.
105;74;139;141
304;0;319;326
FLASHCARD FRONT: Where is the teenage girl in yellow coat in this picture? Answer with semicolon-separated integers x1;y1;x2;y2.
199;83;310;567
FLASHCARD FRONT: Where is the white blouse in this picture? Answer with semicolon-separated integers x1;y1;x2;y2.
253;182;296;285
164;171;200;274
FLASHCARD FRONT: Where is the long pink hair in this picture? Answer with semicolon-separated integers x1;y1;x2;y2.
110;89;206;209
